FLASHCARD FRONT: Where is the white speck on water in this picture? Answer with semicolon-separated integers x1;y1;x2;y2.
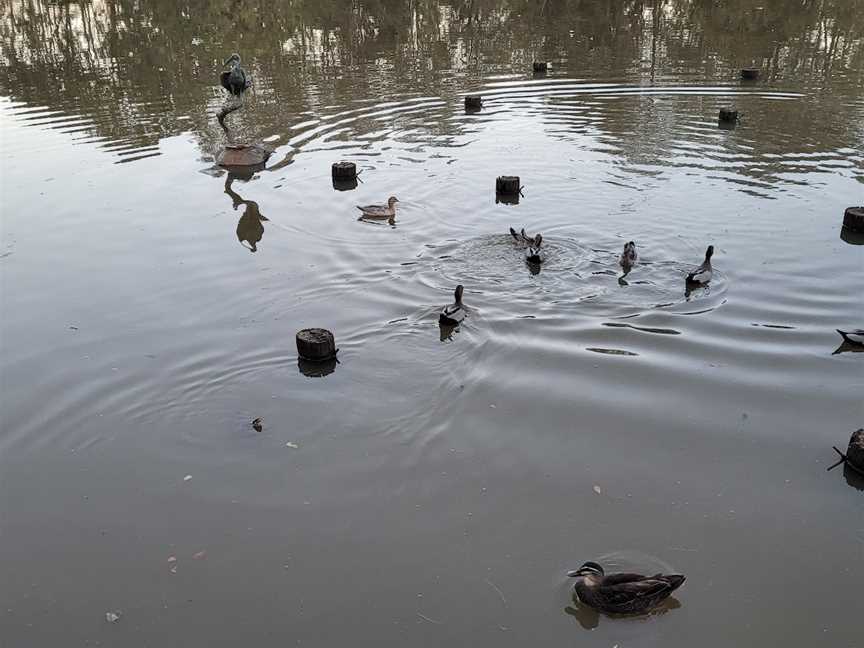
593;485;602;495
183;475;192;481
286;442;299;449
105;611;121;623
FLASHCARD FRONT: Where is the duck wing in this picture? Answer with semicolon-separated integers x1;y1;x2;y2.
220;70;233;93
837;329;864;345
356;204;386;215
598;577;674;606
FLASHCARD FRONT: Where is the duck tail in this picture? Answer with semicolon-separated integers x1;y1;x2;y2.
510;227;519;240
837;329;849;342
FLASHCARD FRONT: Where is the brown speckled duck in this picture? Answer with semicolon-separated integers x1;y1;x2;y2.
568;561;685;615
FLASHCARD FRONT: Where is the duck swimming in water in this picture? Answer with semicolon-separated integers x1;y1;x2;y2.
686;245;714;285
220;53;250;96
357;196;399;219
568;562;686;615
837;329;864;347
619;241;638;268
439;285;466;325
509;227;542;249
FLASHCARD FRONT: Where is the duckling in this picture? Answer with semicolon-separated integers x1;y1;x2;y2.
357;197;399;219
686;245;714;284
568;562;685;615
439;285;466;325
619;241;638;268
837;329;864;347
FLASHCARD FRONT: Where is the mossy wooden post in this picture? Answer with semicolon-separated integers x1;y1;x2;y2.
465;95;483;111
533;61;548;73
842;206;864;233
847;429;864;473
740;68;760;81
296;328;337;361
718;108;739;124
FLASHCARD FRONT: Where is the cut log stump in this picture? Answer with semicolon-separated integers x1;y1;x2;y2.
847;429;864;473
842;206;864;233
296;328;338;361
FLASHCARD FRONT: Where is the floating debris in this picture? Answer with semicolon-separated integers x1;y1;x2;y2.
192;550;207;560
593;485;602;495
285;442;299;449
252;417;263;432
183;475;192;482
105;611;121;623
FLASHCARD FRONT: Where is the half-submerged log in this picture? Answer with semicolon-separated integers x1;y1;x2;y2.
465;95;483;111
718;108;739;124
296;328;338;361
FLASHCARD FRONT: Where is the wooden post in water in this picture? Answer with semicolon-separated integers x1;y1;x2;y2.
740;68;760;81
718;108;739;124
842;206;864;233
332;161;357;181
847;429;864;473
496;175;521;204
465;95;483;111
296;328;338;361
533;61;548;73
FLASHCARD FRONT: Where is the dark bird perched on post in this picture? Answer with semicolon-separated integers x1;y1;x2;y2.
567;562;686;615
220;53;250;96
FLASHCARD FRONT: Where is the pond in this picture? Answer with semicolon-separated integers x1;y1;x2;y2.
1;1;862;646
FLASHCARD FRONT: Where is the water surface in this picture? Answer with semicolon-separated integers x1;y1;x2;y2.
1;1;863;646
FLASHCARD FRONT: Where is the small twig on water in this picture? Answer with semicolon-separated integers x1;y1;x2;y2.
417;612;443;625
484;578;507;606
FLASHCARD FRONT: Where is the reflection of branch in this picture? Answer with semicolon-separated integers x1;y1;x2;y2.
217;96;245;134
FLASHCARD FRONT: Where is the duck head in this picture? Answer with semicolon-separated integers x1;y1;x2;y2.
704;245;714;260
533;233;543;248
567;561;604;583
387;196;400;207
454;284;464;304
223;53;241;67
625;241;636;252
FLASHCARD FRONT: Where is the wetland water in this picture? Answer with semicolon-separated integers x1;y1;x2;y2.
1;1;863;646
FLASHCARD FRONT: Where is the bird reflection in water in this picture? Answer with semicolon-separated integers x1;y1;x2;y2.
224;173;268;252
564;595;682;630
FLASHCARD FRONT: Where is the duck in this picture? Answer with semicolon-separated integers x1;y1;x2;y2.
837;329;864;347
220;53;250;96
509;227;542;248
357;196;399;219
439;285;466;325
619;241;638;268
567;561;686;615
686;245;714;284
526;240;543;265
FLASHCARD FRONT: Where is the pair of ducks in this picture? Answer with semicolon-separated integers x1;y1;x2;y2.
619;240;715;286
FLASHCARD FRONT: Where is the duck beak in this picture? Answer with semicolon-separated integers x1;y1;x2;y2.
566;569;582;578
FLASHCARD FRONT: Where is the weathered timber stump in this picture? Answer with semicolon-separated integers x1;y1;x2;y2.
217;144;273;168
533;61;548;73
847;429;864;474
842;206;864;233
296;328;338;361
740;68;760;81
332;161;357;181
465;95;483;111
718;108;739;124
496;175;521;194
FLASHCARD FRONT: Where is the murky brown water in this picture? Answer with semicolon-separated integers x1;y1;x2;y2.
1;1;863;646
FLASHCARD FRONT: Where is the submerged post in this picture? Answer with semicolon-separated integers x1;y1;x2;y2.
296;328;338;361
533;61;548;73
465;95;483;111
847;429;864;473
718;108;739;124
740;68;760;81
842;206;864;233
496;175;521;204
